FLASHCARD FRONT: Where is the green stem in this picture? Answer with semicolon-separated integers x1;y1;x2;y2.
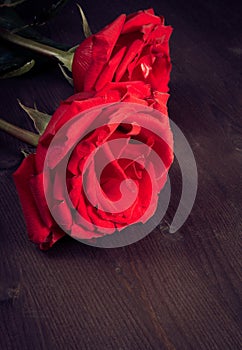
0;118;39;147
0;29;74;71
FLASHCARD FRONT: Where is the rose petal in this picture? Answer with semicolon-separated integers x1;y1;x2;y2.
95;46;126;91
122;11;161;33
71;223;103;240
13;155;64;247
73;14;126;91
115;38;144;81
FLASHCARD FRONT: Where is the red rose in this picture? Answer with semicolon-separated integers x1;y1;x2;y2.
13;81;173;249
72;9;172;93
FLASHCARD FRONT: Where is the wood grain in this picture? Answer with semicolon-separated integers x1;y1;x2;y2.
0;0;241;349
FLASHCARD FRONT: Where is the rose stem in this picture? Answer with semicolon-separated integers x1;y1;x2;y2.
0;29;74;71
0;118;39;147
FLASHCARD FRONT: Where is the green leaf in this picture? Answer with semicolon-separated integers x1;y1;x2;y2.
0;28;74;71
76;3;92;38
18;100;51;135
0;9;70;50
21;148;32;157
0;58;35;78
68;44;79;53
58;63;73;86
0;41;35;77
0;6;72;77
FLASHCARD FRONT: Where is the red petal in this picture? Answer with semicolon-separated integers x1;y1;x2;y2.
95;46;126;91
13;155;64;247
73;14;126;91
115;39;144;81
72;36;93;92
122;11;161;33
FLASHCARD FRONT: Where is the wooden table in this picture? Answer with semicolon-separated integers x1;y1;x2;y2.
0;0;241;349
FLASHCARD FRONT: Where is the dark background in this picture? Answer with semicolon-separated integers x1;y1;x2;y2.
0;0;241;349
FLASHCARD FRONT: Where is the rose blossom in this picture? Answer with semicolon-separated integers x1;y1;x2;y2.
13;81;173;249
72;9;172;93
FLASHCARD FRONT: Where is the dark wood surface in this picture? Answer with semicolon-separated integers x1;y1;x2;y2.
0;1;241;349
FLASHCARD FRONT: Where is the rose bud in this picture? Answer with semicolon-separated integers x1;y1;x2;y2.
0;9;172;94
72;9;172;93
13;81;173;250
